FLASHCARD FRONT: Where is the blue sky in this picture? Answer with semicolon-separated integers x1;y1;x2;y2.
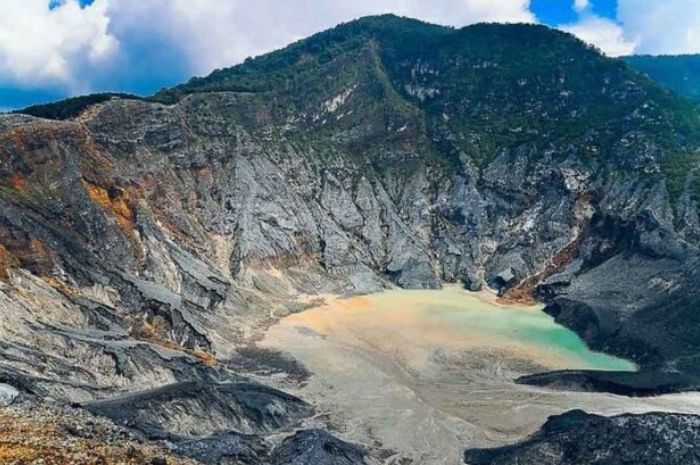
532;0;617;24
0;0;698;110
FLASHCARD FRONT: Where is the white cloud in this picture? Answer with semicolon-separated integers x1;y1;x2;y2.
0;0;116;90
617;0;700;55
560;0;700;57
399;0;535;25
561;15;637;57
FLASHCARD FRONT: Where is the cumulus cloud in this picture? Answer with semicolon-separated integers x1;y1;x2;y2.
561;0;700;57
617;0;700;55
557;0;636;57
0;0;116;91
561;15;636;57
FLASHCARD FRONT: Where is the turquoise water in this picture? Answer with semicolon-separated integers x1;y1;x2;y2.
424;293;637;372
277;286;637;372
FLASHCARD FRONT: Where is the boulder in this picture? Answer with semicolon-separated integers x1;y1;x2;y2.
463;271;483;292
0;384;19;407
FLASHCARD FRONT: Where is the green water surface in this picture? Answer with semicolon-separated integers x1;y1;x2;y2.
425;291;636;372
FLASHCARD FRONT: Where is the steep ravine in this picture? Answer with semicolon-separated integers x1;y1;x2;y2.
2;15;700;465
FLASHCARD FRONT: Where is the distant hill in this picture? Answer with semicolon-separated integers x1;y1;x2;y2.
625;54;700;102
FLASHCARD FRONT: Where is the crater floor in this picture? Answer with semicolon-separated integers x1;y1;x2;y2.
260;286;700;465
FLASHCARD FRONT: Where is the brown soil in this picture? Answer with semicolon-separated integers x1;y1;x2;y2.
0;405;200;465
499;237;581;306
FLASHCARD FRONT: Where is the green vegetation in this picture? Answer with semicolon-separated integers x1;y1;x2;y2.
17;93;142;120
624;55;700;102
153;15;449;103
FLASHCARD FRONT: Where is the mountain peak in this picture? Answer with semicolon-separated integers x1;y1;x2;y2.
151;16;606;108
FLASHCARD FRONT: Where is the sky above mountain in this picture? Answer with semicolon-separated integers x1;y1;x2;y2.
1;0;698;110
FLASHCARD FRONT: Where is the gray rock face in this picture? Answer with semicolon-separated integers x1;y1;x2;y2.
0;63;697;399
464;410;700;465
0;93;608;400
